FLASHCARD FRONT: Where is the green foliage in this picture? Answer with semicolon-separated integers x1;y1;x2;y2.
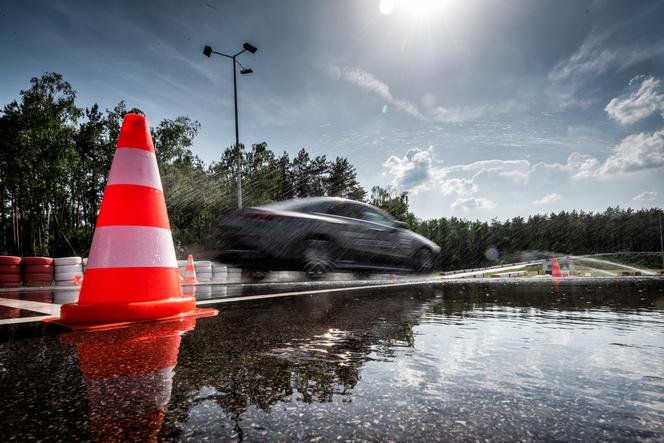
411;208;664;271
369;186;415;226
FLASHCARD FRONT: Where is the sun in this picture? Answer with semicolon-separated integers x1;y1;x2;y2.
379;0;396;15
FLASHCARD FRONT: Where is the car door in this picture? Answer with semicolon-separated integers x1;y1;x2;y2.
311;202;380;265
352;206;412;266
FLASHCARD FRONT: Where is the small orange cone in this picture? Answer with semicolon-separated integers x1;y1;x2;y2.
182;254;198;284
52;114;214;327
551;258;562;278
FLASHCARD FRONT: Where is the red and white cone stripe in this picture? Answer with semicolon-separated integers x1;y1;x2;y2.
106;148;163;191
86;226;177;269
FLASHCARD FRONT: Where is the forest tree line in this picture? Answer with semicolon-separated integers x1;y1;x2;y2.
1;73;662;270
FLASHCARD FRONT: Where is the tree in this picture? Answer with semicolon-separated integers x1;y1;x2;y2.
0;72;80;256
326;157;365;200
368;186;415;225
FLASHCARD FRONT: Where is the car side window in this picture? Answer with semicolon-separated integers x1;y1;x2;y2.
357;207;393;225
302;202;331;214
325;203;354;217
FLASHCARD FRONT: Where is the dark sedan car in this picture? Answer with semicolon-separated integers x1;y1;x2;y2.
214;197;441;277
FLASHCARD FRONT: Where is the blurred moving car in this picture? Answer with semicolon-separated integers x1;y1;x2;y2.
214;197;441;277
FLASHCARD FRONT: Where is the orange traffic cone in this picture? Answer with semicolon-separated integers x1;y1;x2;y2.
182;254;198;284
60;318;199;441
551;258;562;278
54;114;214;327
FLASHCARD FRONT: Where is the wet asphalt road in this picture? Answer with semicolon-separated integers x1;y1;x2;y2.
0;278;663;442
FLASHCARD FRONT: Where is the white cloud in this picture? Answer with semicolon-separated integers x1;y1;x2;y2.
605;76;664;124
446;159;531;187
530;152;600;183
338;67;425;119
383;149;601;197
565;152;601;178
383;147;436;193
549;30;664;83
439;178;477;196
599;128;664;174
451;197;496;211
383;150;531;195
471;165;529;186
632;191;658;202
532;193;562;205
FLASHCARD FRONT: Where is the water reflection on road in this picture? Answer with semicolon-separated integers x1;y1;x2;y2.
164;280;664;441
0;279;662;441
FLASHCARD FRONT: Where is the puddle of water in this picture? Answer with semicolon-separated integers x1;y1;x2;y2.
0;279;663;441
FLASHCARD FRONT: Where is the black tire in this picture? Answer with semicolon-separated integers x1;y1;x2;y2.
414;248;434;273
302;239;335;279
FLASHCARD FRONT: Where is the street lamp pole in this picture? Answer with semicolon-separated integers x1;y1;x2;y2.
203;42;257;208
232;54;241;208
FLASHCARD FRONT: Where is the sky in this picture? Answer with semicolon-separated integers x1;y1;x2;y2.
1;0;663;220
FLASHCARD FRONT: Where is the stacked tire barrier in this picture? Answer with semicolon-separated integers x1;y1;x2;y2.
212;262;227;282
0;256;22;288
227;267;242;283
54;257;83;286
22;257;54;286
195;261;212;282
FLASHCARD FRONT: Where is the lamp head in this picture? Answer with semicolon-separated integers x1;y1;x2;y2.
242;42;257;53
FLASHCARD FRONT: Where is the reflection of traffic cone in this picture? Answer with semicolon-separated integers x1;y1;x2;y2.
182;254;198;284
55;114;210;327
552;258;562;278
60;318;199;442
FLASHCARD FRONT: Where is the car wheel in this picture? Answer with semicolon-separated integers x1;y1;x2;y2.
303;239;335;279
414;248;434;273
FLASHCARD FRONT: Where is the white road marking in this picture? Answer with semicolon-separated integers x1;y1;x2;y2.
0;315;57;325
0;298;61;315
196;277;441;306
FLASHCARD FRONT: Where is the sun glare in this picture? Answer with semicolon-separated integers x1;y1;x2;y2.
379;0;448;18
379;0;396;15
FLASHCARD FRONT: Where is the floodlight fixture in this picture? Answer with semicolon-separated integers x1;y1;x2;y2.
243;42;257;53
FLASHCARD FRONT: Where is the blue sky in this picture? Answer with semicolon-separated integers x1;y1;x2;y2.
1;0;663;220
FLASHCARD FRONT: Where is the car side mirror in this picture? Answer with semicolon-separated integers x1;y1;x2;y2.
393;220;409;229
